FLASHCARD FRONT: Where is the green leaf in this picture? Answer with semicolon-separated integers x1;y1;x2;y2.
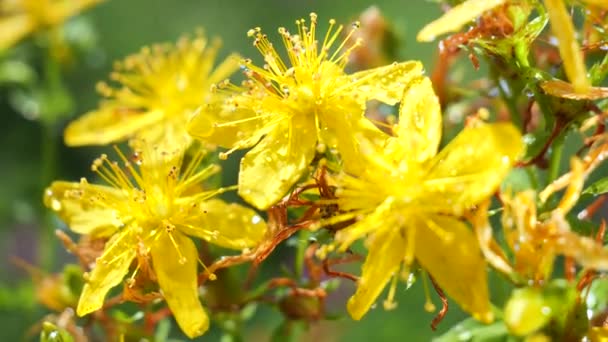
583;177;608;196
433;318;510;342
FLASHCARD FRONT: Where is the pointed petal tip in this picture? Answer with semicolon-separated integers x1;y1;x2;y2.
181;315;210;339
346;296;366;321
76;295;100;317
472;308;495;324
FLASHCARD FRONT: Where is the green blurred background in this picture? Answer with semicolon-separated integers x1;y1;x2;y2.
0;1;497;340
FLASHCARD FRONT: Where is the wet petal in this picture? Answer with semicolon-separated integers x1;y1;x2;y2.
422;123;523;213
347;61;423;105
393;76;442;164
347;226;408;320
545;0;590;93
415;214;493;323
64;107;164;146
335;198;394;250
44;181;127;237
187;102;269;149
417;0;506;42
320;101;389;174
152;231;208;339
239;116;317;210
177;199;267;250
77;227;137;316
0;15;33;51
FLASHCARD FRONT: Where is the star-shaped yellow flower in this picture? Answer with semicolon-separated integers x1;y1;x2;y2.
0;0;103;51
44;141;267;338
64;32;240;148
188;13;423;210
326;76;523;322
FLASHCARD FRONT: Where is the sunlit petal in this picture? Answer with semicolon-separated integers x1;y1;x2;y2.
335;198;394;250
422;123;523;213
393;76;442;164
347;61;423;105
152;231;208;339
64;108;164;146
187;103;269;149
239;116;317;210
77;227;137;316
415;214;493;323
177;199;267;250
347;226;408;320
44;181;127;236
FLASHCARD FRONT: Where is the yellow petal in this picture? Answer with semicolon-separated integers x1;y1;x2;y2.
44;181;127;237
48;0;104;25
347;61;423;106
319;101;389;174
541;79;608;100
393;76;442;164
335;198;394;250
347;226;408;320
415;214;493;323
0;14;34;51
151;231;208;338
239;116;317;210
64;107;164;146
77;227;137;316
417;0;506;42
187;103;269;149
422;123;523;213
545;0;590;93
207;53;241;84
177;199;267;250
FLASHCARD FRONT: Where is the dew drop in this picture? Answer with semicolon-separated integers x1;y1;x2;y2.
178;257;187;264
251;215;262;224
50;198;62;211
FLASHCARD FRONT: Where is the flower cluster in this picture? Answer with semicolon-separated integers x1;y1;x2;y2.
23;2;608;340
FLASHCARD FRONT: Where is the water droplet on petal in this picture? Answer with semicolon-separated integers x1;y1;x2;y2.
50;199;62;211
251;215;261;224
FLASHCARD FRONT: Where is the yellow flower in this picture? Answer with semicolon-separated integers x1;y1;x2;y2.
0;0;102;51
64;32;240;148
325;76;523;322
44;141;267;338
188;13;423;210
